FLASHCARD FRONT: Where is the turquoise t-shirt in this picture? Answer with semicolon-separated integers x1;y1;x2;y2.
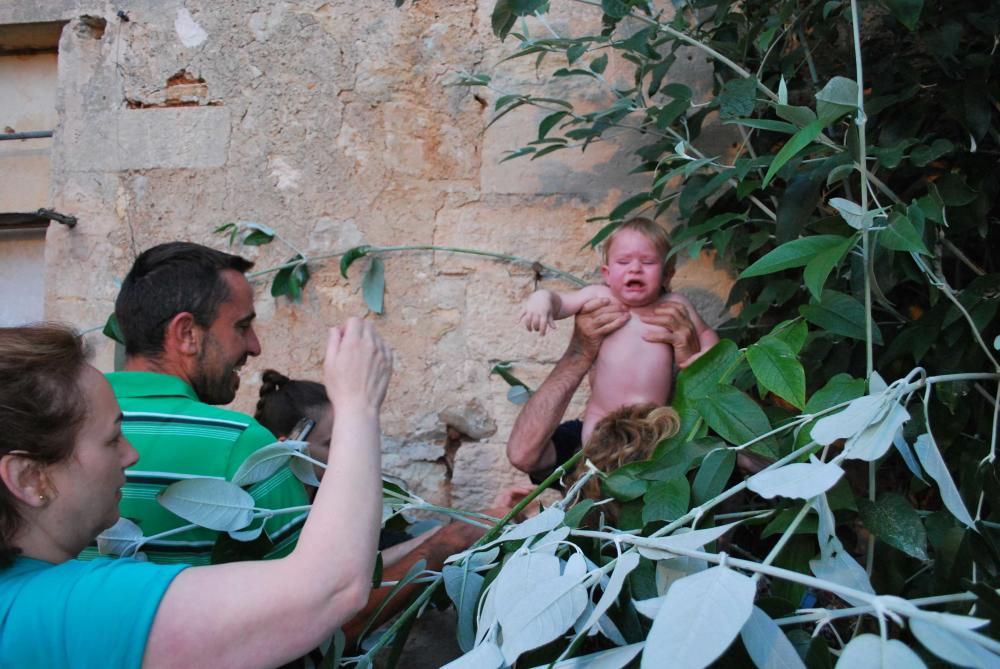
0;556;187;668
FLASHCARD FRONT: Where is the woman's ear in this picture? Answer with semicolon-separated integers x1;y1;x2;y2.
0;453;52;508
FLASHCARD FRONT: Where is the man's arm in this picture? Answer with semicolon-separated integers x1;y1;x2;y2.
507;298;629;475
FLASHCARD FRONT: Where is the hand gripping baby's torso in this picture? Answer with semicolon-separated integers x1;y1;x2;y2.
586;299;675;416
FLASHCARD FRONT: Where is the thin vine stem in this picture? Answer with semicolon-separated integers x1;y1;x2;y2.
246;244;588;287
354;450;585;661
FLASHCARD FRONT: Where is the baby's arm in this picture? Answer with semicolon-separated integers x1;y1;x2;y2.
663;293;720;367
519;284;608;336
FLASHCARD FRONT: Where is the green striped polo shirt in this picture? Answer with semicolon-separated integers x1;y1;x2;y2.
83;371;309;566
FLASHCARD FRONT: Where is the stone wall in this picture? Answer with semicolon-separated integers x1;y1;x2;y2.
2;0;735;514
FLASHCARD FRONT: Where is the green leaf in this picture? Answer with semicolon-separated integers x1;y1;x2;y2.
530;144;567;160
538;111;569;140
271;255;310;302
642;477;690;525
719;77;758;120
879;212;930;255
770;319;808;354
932;173;978;206
674;339;740;404
762;117;830;187
103;312;125;345
589;53;608;74
339;245;370;279
566;43;586;64
829;197;885;230
909;138;953;167
775;104;816;127
741;235;851;279
885;0;923;30
609;192;652;221
601;0;630;19
805;374;866;414
509;0;548;14
722;118;797;134
584;220;621;249
747;336;806;409
604;463;649;501
803;234;857;300
243;230;274;246
491;0;517;39
692;448;736;505
490;361;530;389
799;290;883;344
776;174;824;243
858;493;929;560
362;256;385;314
500;146;536;162
815;77;858;121
697;385;772;446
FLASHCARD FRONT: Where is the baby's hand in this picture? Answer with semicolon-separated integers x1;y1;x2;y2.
518;292;556;336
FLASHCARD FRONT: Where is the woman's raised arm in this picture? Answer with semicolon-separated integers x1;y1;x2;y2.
143;318;393;669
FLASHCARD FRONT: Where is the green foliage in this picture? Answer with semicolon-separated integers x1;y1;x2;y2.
429;0;1000;666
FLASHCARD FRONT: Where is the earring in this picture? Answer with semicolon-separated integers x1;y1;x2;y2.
38;494;47;502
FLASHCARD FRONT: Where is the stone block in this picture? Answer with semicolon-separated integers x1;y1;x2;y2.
63;107;230;172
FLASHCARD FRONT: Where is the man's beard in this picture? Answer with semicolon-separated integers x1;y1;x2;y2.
190;365;238;405
192;337;243;405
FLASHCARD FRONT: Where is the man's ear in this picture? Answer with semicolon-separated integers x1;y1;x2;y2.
163;312;202;357
0;453;51;508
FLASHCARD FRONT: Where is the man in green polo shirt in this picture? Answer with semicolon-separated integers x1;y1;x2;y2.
98;242;309;565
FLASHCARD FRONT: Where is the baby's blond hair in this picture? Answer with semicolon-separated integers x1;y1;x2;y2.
601;218;673;270
564;403;681;525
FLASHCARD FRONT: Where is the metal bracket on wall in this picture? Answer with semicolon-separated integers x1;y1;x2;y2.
0;130;54;141
0;209;77;230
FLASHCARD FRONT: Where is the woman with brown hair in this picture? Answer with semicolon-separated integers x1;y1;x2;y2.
0;318;392;668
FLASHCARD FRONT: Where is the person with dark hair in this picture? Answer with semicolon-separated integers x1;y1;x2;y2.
254;369;531;644
0;320;393;668
91;241;311;565
255;370;332;474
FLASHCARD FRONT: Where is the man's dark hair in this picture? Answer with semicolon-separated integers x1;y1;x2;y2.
115;242;254;357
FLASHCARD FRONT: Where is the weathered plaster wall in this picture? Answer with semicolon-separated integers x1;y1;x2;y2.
1;0;736;516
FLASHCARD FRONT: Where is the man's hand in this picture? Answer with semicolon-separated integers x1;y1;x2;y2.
638;301;700;365
571;297;629;359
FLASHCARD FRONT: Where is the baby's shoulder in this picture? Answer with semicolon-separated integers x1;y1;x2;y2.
578;283;613;299
659;291;694;307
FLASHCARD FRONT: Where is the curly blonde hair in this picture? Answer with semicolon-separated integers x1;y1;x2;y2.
564;404;681;523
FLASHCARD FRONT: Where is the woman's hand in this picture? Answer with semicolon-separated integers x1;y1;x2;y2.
323;318;394;414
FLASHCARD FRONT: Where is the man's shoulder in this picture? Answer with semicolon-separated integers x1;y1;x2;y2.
108;371;272;440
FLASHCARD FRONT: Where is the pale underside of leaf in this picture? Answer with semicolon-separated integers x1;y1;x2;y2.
530;642;645;669
642;566;756;669
747;461;844;500
913;432;976;529
835;634;927;669
157;478;255;531
740;606;806;669
910;618;999;668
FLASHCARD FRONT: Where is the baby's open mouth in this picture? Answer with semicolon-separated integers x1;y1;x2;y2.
626;279;645;288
